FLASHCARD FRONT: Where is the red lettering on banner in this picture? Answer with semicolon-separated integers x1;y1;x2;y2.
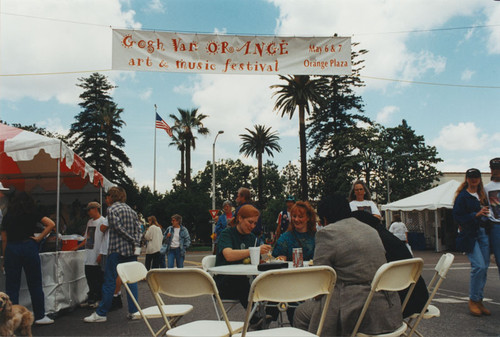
171;38;198;52
223;59;279;73
122;34;164;54
176;59;216;71
128;57;153;67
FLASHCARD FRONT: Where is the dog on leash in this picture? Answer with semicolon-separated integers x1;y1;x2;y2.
0;292;34;337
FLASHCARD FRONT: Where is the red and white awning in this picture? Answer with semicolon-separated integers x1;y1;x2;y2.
0;123;113;191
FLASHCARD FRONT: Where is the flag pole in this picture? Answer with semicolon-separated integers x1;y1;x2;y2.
154;104;157;193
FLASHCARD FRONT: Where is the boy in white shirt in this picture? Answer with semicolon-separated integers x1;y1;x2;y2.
76;202;108;308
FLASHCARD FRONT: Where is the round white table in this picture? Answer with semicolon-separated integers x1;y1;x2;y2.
207;261;309;276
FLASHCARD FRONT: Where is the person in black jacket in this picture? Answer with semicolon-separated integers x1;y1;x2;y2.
351;210;429;318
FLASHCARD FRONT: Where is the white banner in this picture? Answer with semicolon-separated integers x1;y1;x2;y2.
112;29;351;75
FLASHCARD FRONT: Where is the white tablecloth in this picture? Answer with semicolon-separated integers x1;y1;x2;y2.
207;261;309;276
19;250;88;314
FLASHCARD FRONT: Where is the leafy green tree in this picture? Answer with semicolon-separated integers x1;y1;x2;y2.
280;161;301;200
271;75;329;200
250;161;284;207
373;120;442;203
239;125;282;207
68;72;131;184
169;108;209;188
307;44;369;199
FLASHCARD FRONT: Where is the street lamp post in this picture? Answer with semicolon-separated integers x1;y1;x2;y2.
212;130;224;252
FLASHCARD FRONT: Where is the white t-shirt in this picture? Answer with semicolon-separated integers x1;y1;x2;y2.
485;180;500;223
389;222;408;241
84;216;108;266
349;200;381;216
171;227;181;248
144;225;163;254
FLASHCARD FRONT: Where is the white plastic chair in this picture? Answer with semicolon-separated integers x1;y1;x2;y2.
351;258;424;337
147;268;244;337
116;262;193;337
233;265;337;337
202;255;240;320
405;253;454;337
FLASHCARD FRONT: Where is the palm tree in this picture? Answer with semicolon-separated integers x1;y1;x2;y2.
169;108;209;188
239;124;282;206
271;75;328;200
168;127;186;187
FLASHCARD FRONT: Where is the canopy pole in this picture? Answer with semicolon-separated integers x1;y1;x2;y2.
56;145;61;252
435;209;440;252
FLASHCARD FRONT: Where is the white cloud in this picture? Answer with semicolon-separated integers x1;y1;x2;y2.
376;106;399;124
485;4;500;54
139;88;153;100
0;0;141;104
146;0;165;14
269;0;485;90
431;122;488;150
461;69;475;81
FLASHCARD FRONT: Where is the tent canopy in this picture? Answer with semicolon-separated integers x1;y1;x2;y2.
381;180;461;212
0;123;113;191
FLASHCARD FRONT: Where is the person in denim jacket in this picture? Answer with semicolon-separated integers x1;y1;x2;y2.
453;168;490;317
163;214;190;268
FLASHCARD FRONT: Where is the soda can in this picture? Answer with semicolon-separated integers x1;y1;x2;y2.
292;248;303;267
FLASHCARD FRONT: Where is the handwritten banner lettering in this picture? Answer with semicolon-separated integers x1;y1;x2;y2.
112;29;351;75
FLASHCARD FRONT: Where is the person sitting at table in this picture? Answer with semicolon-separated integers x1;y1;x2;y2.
272;200;316;262
348;180;382;219
294;193;402;336
214;204;272;324
351;210;429;318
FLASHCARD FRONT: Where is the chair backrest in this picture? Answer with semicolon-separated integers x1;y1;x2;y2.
117;261;148;284
147;268;217;298
351;258;424;337
201;255;216;271
406;253;454;337
147;268;235;334
241;266;337;337
434;253;454;280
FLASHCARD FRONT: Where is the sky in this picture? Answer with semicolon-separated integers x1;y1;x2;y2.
1;0;499;194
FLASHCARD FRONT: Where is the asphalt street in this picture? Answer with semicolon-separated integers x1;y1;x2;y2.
10;251;500;336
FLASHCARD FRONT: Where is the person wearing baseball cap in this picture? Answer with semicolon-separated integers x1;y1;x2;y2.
274;195;295;242
453;168;491;316
484;158;500;282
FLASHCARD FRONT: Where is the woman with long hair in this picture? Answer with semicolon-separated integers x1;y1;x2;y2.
453;168;491;316
348;180;381;219
1;191;55;324
272;201;316;261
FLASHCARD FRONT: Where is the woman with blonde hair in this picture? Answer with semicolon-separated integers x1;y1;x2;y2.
453;168;490;316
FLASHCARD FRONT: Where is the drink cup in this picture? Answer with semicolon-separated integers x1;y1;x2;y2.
249;247;261;265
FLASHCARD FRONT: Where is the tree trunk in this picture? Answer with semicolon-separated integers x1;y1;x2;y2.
185;138;191;188
180;147;185;187
105;133;111;178
299;105;308;200
257;153;263;208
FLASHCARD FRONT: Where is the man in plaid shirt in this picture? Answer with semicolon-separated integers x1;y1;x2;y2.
84;186;142;323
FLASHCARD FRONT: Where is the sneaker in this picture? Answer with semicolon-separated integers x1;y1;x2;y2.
84;312;107;323
35;316;54;325
110;295;123;311
127;312;141;320
89;301;99;309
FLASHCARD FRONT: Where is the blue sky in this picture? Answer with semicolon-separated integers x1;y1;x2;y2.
1;0;499;193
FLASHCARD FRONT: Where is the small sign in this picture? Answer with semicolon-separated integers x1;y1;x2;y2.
209;209;219;219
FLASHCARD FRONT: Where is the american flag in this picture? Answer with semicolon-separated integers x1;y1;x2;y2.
155;113;173;137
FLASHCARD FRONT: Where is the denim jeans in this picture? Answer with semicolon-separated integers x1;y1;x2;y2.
167;247;184;268
159;253;166;268
4;240;46;320
490;222;500;278
467;227;490;301
96;252;138;316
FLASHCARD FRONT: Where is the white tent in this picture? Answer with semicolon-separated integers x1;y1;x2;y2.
381;180;461;252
